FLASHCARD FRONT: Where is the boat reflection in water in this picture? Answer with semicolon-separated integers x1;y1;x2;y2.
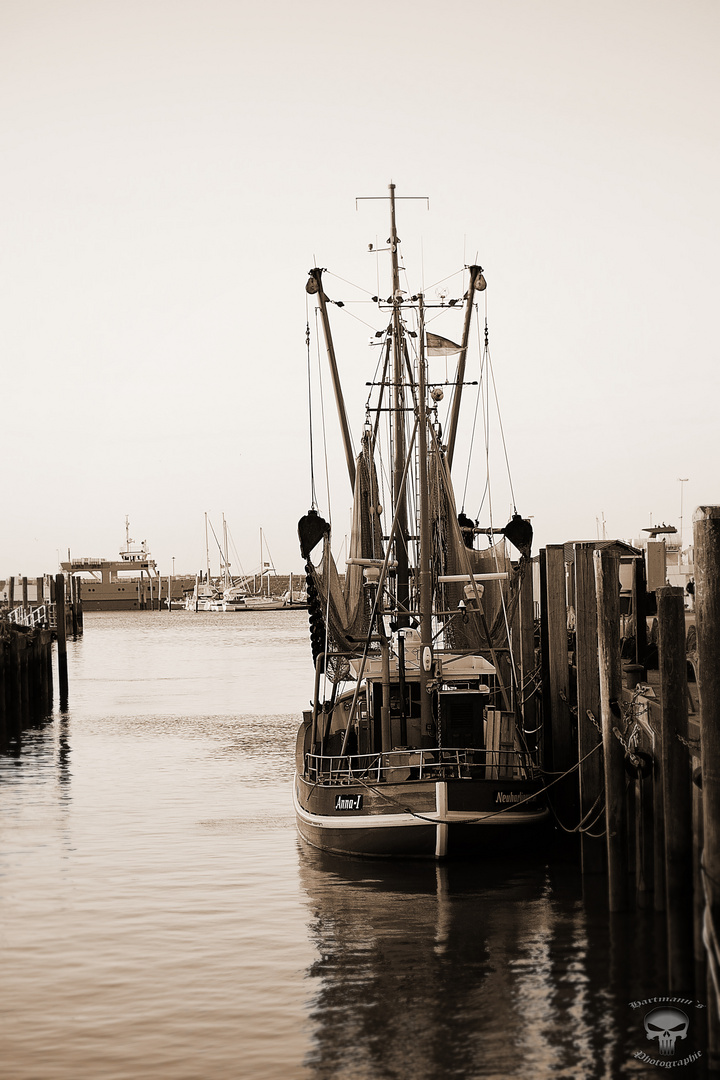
297;848;698;1080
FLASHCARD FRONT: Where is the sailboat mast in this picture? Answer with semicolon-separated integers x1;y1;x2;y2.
205;512;211;585
222;514;229;590
388;183;409;624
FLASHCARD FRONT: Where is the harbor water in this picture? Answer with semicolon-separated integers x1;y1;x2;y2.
0;612;708;1079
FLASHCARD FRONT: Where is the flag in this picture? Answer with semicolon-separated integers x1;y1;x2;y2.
426;332;463;356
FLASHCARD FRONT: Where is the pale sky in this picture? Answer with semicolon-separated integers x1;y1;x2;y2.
2;0;718;578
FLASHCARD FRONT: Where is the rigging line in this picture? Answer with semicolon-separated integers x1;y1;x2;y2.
207;517;226;566
263;535;277;574
325;269;375;296
461;337;484;511
473;309;518;691
306;297;318;509
366;333;391;414
314;308;333;524
227;527;251;588
473;325;491;520
486;336;517;513
333;304;382;332
422;267;466;295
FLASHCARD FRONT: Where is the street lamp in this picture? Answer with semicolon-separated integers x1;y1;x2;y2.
679;478;689;552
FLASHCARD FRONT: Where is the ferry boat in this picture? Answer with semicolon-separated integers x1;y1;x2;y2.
293;185;549;860
62;519;166;611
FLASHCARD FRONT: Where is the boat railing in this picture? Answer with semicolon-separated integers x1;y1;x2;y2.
304;746;538;784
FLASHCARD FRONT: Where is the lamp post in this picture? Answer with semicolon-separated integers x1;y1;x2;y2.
679;478;689;553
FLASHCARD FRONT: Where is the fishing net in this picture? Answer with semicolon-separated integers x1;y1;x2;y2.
299;433;384;678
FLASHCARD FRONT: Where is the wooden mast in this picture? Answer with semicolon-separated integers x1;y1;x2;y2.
388;183;409;625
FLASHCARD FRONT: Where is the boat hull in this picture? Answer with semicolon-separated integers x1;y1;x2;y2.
293;773;550;860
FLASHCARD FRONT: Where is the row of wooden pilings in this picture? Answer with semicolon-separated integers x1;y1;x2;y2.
538;506;720;1069
0;574;81;746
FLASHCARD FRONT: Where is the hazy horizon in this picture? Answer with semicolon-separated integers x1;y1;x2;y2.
2;0;717;578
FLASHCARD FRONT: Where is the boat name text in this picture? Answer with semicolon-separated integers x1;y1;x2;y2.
335;794;363;811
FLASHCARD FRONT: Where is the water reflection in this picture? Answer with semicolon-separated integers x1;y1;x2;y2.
298;849;705;1079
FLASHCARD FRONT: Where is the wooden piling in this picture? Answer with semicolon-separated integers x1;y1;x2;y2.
693;756;705;964
594;548;628;912
632;556;648;675
573;543;605;874
8;631;22;741
543;545;578;826
657;585;694;991
518;564;537;752
55;573;68;708
693;506;720;1055
70;576;79;638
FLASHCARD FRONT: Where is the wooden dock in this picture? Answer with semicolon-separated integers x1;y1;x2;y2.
535;507;720;1068
0;573;83;746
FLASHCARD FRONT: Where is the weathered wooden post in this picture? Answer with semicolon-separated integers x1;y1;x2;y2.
75;577;83;633
632;556;648;675
519;563;537;753
70;576;79;638
657;585;694;992
55;573;68;708
7;576;14;613
543;544;577;825
694;506;720;1059
574;543;605;874
595;548;628;911
21;576;28;612
45;627;53;714
9;630;22;740
0;632;6;743
20;630;30;726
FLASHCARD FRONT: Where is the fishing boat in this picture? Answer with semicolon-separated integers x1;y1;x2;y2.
293;184;549;859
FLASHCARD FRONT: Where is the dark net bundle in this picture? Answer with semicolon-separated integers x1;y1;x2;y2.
298;434;384;680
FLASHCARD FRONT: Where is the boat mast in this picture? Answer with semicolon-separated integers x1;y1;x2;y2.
205;512;211;586
416;295;433;733
307;267;356;493
445;264;486;469
388;183;409;625
222;514;230;590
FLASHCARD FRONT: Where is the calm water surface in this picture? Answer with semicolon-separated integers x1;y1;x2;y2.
0;612;707;1079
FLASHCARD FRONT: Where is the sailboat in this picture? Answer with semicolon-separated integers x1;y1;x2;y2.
293;184;549;859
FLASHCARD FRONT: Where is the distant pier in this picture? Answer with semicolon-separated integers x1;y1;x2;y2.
0;573;82;746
